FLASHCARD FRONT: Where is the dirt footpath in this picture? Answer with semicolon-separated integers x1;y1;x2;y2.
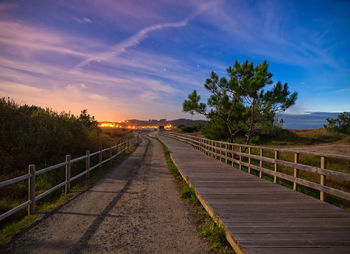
4;136;209;254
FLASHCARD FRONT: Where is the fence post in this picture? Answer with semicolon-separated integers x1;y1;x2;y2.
259;148;263;178
225;143;228;164
213;141;216;158
28;164;36;215
86;150;90;178
109;147;113;165
320;156;327;201
248;147;251;174
99;146;102;170
206;139;208;156
65;155;71;194
274;151;278;184
211;140;215;158
239;146;242;170
209;140;211;157
293;152;299;191
231;145;234;167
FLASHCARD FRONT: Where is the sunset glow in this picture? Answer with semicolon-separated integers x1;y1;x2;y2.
0;1;349;120
98;121;172;130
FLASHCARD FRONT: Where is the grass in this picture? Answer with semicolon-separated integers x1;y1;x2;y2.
173;127;350;146
153;136;235;254
0;143;138;246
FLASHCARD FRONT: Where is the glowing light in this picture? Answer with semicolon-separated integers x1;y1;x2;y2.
98;122;172;130
99;122;115;128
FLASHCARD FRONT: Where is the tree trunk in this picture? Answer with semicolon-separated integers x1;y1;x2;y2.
243;100;255;152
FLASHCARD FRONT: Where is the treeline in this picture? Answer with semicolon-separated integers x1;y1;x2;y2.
0;98;116;178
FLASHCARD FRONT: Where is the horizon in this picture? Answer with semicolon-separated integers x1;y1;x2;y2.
98;112;340;130
0;0;349;121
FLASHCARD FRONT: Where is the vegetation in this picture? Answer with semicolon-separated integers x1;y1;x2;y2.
237;128;350;147
0;97;132;178
324;112;350;134
183;60;297;144
177;123;203;133
0;145;137;245
155;137;234;253
0;97;136;244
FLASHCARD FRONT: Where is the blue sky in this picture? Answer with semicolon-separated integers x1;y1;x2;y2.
0;0;349;121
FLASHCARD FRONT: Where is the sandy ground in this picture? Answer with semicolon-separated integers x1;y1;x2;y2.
3;135;209;254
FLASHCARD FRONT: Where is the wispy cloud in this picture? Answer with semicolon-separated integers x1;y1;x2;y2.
0;21;101;59
0;81;121;120
0;0;348;120
76;18;190;68
201;0;345;71
0;2;17;11
74;17;92;23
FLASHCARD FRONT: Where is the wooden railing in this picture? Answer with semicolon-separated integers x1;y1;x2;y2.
0;136;139;222
163;132;350;203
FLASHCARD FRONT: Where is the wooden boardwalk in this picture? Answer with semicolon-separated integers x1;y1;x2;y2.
159;135;350;254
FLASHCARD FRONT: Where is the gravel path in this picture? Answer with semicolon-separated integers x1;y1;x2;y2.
4;135;209;254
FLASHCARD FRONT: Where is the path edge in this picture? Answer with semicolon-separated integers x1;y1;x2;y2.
158;136;247;254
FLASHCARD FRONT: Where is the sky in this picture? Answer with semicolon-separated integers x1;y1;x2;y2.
0;0;349;122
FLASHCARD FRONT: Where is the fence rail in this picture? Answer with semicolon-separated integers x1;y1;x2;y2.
0;136;139;222
163;132;350;203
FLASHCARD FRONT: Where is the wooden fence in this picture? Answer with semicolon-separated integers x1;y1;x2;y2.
0;136;139;222
163;132;350;203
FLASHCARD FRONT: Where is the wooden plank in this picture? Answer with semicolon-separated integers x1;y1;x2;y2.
65;155;71;194
160;134;350;254
28;164;35;215
0;173;30;188
293;152;299;191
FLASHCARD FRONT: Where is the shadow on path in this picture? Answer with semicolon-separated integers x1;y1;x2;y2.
69;138;151;254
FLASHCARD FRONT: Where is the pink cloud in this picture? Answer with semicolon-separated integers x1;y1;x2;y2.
0;3;18;11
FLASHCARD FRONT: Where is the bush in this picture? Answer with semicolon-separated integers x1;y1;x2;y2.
324;112;350;134
201;117;229;141
178;123;203;133
0;97;107;178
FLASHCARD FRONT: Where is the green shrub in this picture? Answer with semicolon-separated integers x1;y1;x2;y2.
180;184;200;205
0;98;106;179
324;112;350;134
178;123;203;133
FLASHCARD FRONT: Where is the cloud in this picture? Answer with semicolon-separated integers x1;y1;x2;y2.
0;81;123;120
199;0;345;71
74;17;92;23
0;3;17;11
76;18;190;68
0;21;105;60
